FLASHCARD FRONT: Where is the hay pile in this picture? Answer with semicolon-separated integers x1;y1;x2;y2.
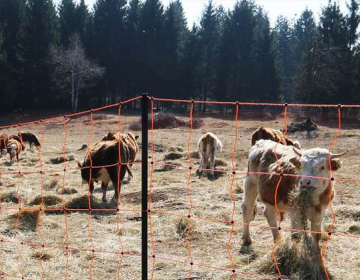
129;112;203;130
252;236;331;280
288;118;318;133
49;154;75;164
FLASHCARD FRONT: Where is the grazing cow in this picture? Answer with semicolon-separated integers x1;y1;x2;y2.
18;132;41;150
197;132;223;177
251;126;301;149
78;140;131;202
6;138;23;163
241;140;346;250
0;133;9;157
102;131;139;181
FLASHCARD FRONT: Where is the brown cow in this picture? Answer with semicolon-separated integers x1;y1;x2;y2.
251;126;301;148
7;138;23;163
78;140;132;203
242;139;346;250
0;133;9;157
102;131;139;181
18;132;41;150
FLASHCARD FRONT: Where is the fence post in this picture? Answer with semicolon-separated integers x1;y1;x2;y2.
141;93;148;280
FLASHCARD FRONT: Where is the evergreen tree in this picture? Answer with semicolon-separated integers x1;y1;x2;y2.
75;0;89;44
139;0;165;96
125;0;143;98
19;0;58;109
253;11;280;102
274;16;294;102
93;0;127;103
197;0;221;110
347;0;360;50
59;0;77;48
163;0;189;99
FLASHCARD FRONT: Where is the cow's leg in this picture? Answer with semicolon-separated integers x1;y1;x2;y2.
310;211;324;252
210;155;215;177
127;164;133;181
241;176;258;245
89;180;94;194
101;182;108;202
264;205;280;242
109;166;126;203
199;154;205;176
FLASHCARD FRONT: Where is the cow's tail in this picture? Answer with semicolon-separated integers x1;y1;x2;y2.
126;165;133;179
251;203;257;221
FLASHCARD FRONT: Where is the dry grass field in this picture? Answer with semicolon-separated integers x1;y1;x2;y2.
0;104;359;280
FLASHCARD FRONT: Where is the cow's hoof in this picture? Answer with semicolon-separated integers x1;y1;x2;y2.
242;237;252;246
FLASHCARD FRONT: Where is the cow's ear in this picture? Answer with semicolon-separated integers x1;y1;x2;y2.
135;135;139;140
331;158;342;171
289;156;301;169
77;161;82;168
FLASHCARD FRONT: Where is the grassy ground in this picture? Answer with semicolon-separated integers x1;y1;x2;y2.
0;105;359;279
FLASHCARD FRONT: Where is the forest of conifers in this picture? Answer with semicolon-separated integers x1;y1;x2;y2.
0;0;360;112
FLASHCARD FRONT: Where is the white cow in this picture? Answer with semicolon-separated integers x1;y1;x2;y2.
242;140;346;250
197;132;222;177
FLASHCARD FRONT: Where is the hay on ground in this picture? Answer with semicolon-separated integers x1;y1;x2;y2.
49;154;75;164
164;151;183;160
28;195;62;206
59;187;78;195
9;208;40;231
129;112;203;130
0;191;20;203
65;194;111;210
252;236;331;279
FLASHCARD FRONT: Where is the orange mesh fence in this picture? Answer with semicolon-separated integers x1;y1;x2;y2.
0;95;359;279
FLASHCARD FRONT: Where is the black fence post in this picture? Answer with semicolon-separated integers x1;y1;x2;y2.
141;93;148;280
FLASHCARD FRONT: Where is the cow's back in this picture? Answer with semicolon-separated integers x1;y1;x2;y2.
248;140;298;206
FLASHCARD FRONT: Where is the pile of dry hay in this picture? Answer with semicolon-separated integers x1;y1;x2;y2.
129;112;203;130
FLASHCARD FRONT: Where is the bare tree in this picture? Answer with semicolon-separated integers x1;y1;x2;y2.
51;34;104;112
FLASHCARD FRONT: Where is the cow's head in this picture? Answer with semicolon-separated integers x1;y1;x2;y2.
292;148;346;189
8;144;18;156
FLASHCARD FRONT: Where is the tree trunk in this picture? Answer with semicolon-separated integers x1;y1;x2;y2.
71;71;75;113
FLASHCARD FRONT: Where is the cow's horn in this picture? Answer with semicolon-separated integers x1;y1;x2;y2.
292;147;302;157
331;151;347;158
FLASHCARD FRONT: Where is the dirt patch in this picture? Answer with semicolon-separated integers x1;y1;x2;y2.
123;188;185;204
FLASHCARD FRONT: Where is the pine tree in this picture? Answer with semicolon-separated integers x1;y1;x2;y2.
20;0;59;109
59;0;77;48
197;0;221;110
93;0;127;102
253;11;280;102
163;0;189;100
139;0;165;96
75;0;89;44
274;16;294;102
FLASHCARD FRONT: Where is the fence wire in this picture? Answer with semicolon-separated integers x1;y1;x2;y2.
0;95;359;280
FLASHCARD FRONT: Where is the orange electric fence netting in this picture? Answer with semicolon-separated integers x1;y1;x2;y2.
0;94;359;279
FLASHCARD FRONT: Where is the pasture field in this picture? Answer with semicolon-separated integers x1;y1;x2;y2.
0;106;359;280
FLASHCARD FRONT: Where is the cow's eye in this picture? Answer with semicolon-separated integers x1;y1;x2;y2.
320;166;325;171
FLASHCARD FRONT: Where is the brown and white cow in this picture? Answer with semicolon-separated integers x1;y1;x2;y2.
78;140;132;203
197;132;223;177
7;138;23;163
18;132;41;150
251;126;301;148
0;133;9;157
241;139;346;250
101;131;139;181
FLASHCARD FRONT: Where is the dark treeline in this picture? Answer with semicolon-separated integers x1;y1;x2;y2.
0;0;360;113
